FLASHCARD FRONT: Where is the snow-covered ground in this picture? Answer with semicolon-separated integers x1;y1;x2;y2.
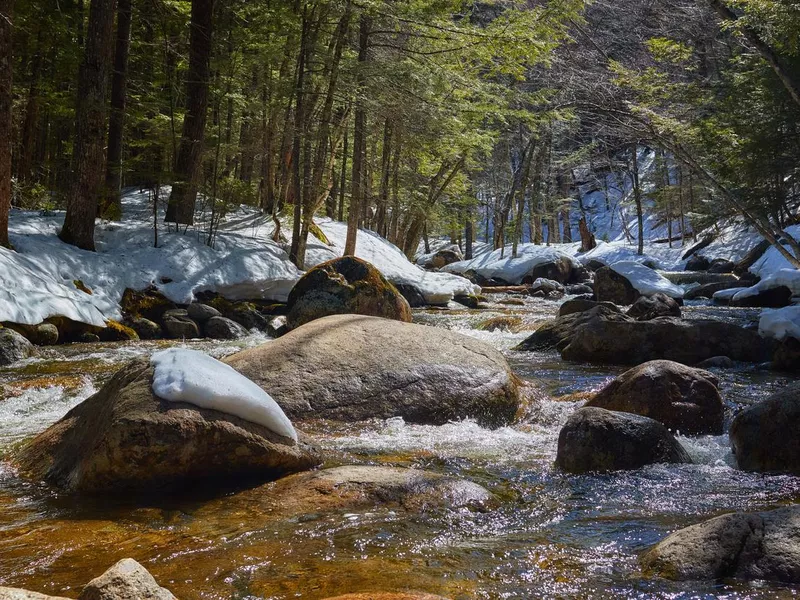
1;188;477;326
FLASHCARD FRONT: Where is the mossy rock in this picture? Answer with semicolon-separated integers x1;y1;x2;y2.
120;287;176;322
286;256;412;329
73;279;93;295
99;320;140;342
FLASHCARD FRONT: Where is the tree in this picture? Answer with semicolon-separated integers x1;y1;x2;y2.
165;0;215;226
0;0;11;249
59;0;118;251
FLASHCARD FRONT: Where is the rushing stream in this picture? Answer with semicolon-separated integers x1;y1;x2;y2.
1;296;799;599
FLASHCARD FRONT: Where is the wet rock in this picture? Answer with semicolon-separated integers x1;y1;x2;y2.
0;588;70;600
707;258;735;274
226;303;269;331
530;278;565;298
226;314;520;427
395;283;427;308
559;315;775;366
684;281;744;300
34;323;60;345
555;407;691;473
98;320;139;342
729;285;792;308
323;593;450;600
0;328;35;366
730;383;800;474
120;287;176;322
685;255;709;271
287;257;412;330
772;337;800;371
477;315;523;333
15;359;320;494
203;316;247;340
267;316;289;338
453;294;480;308
125;317;161;340
565;283;593;295
269;465;493;514
78;558;175;600
187;302;221;323
161;309;200;339
78;333;101;344
557;298;619;318
514;305;625;352
626;293;681;321
696;355;735;369
642;505;800;583
585;360;724;434
594;266;640;305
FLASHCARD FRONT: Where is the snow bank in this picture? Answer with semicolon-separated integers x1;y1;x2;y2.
304;219;479;304
731;268;800;302
151;348;297;441
608;261;684;299
759;306;800;341
442;243;579;285
749;225;800;279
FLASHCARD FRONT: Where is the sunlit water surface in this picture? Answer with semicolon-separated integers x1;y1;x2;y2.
1;295;799;599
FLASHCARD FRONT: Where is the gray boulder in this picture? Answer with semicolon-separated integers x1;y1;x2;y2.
642;505;800;583
226;314;520;427
730;383;800;474
187;302;221;323
514;304;626;352
685;255;710;271
707;258;735;274
161;309;200;339
203;316;247;340
78;558;175;600
626;293;681;321
555;407;691;473
0;327;35;366
594;266;640;305
585;360;724;434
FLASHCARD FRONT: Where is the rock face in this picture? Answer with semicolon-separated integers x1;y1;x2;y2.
594;266;640;305
559;314;774;366
78;558;175;600
642;505;800;583
626;293;681;321
730;384;800;474
585;360;724;434
0;327;35;366
286;257;412;330
15;359;320;493
555;407;691;473
226;314;520;427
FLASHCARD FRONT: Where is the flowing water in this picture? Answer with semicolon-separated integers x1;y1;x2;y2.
1;297;799;599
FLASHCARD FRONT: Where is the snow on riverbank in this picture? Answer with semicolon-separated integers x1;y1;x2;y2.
151;347;297;441
607;261;684;298
1;188;477;326
442;243;581;284
759;306;800;341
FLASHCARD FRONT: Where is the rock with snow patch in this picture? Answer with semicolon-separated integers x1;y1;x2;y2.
626;293;681;321
429;248;463;269
730;383;800;474
585;360;724;434
594;266;640;305
78;558;175;600
730;286;792;308
685;255;710;271
14;358;320;494
684;281;744;300
565;283;593;295
204;316;248;340
642;505;800;583
286;257;412;330
226;314;520;427
530;278;565;298
187;302;221;322
394;283;427;308
555;407;691;473
0;328;35;366
161;309;200;339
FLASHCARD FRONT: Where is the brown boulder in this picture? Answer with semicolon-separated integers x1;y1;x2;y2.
586;360;724;434
594;266;640;305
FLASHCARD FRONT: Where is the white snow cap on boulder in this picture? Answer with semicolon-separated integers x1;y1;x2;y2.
151;348;297;441
442;243;578;285
759;306;800;341
608;261;684;299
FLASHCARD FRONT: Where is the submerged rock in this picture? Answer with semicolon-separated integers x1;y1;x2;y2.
555;407;691;473
226;314;520;427
322;594;451;600
626;293;681;321
730;383;800;474
286;256;412;329
585;360;724;434
0;327;35;366
15;359;320;494
79;558;176;600
642;505;800;583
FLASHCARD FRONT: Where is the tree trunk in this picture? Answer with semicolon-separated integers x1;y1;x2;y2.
578;217;596;252
376;118;392;238
344;14;369;256
337;126;347;222
0;0;12;248
289;8;308;268
17;27;42;184
102;0;132;218
465;218;473;260
631;145;644;255
59;0;118;251
165;0;215;226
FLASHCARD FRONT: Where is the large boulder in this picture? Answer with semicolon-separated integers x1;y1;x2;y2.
585;360;724;434
161;309;200;339
594;266;640;305
642;505;800;583
685;255;710;271
555;407;691;473
684;281;744;300
526;256;575;284
0;327;36;366
225;314;520;427
626;293;681;321
203;316;247;340
78;558;175;600
707;258;735;274
286;257;412;330
514;304;626;352
14;359;320;494
429;247;463;269
730;384;800;474
730;286;792;308
558;314;775;366
0;589;69;600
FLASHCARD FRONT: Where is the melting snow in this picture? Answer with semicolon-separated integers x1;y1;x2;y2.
608;261;684;298
759;306;800;341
